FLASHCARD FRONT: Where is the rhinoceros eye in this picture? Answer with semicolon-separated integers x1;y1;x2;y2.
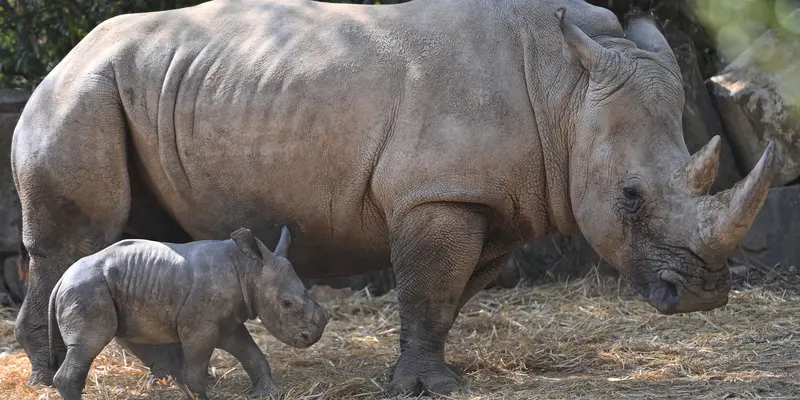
620;186;644;214
623;187;640;200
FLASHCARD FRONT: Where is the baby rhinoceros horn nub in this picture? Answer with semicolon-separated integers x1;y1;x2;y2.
671;136;721;195
700;141;776;254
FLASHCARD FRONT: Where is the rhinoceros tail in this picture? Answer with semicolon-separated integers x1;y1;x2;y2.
18;242;30;286
48;279;63;369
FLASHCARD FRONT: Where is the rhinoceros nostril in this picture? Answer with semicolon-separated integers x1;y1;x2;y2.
662;280;679;306
649;277;680;314
299;330;311;343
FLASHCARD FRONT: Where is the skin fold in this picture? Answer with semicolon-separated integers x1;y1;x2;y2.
12;0;774;395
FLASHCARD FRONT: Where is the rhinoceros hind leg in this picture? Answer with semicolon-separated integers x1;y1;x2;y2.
13;79;131;386
386;203;486;395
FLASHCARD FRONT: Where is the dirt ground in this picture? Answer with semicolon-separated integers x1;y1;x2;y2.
1;270;799;400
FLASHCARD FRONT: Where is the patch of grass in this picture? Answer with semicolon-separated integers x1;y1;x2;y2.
1;270;799;399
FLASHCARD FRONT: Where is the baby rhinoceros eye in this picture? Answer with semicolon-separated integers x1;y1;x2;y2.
281;299;293;309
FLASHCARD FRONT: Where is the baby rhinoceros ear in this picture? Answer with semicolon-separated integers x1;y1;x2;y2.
230;228;266;261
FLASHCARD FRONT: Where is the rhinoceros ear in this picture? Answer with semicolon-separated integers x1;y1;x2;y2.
231;228;265;261
556;7;614;81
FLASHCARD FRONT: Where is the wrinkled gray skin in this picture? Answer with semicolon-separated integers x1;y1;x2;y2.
12;0;775;395
48;226;328;400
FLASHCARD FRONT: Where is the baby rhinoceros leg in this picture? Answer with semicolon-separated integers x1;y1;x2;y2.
114;340;187;385
178;322;220;399
218;324;281;399
52;285;118;400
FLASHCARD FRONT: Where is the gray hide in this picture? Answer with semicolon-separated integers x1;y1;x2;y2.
12;0;774;395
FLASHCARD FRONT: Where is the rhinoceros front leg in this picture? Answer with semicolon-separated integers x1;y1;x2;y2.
458;256;510;310
387;203;487;395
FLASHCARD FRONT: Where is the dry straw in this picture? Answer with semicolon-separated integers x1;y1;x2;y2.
1;268;798;399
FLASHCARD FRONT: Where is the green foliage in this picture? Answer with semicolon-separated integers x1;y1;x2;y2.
4;0;795;91
687;0;797;61
0;0;411;88
0;0;207;88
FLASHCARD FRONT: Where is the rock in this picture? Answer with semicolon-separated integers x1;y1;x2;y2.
0;90;28;253
488;256;523;289
508;234;616;283
731;185;800;270
664;25;742;192
0;292;11;307
2;256;26;304
707;28;800;186
729;264;749;278
304;268;396;297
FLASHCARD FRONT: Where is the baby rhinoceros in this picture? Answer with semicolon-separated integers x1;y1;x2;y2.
47;226;328;400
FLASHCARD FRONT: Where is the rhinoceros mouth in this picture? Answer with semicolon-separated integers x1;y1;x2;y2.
640;270;730;314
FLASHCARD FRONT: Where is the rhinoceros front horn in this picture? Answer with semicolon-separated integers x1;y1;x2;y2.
671;135;721;195
700;142;776;253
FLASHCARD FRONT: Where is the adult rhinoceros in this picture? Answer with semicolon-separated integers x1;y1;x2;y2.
11;0;774;395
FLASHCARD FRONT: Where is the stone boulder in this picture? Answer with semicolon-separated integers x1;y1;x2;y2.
2;256;26;305
0;90;28;254
731;185;800;271
664;25;742;192
707;27;800;186
0;90;29;305
507;234;616;283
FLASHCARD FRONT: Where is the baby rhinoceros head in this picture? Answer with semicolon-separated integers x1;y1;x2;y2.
231;226;329;348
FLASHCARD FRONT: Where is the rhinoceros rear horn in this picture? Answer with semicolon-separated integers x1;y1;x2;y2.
556;7;613;80
273;225;292;258
671;135;721;195
701;142;776;253
624;10;673;57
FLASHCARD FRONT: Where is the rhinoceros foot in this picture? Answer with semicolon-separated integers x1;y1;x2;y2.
388;356;464;395
25;367;55;387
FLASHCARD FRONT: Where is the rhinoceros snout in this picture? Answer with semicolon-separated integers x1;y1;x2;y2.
647;270;730;314
292;328;322;348
648;278;680;314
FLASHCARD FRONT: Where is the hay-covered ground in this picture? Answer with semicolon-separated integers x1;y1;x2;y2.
1;270;799;400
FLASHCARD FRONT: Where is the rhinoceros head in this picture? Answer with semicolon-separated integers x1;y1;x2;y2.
557;9;775;314
231;226;329;347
